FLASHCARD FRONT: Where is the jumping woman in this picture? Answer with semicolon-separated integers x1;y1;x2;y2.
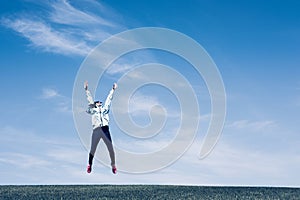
84;81;117;174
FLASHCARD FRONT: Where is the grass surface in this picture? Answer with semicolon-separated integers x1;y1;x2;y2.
0;185;299;200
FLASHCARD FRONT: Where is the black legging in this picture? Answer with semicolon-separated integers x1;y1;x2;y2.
89;126;115;166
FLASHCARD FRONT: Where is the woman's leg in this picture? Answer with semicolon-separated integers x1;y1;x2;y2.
101;126;116;168
88;127;101;166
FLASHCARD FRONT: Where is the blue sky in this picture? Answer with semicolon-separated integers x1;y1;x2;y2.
0;0;300;186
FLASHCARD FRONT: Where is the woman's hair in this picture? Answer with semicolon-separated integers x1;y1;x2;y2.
94;101;102;108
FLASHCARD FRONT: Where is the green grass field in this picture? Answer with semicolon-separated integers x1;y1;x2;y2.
0;185;299;200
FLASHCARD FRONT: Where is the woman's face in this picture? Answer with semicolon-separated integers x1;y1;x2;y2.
95;102;102;107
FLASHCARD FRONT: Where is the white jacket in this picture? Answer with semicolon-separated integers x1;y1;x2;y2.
86;88;115;129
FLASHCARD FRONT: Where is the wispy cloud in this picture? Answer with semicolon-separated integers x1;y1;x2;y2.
1;0;124;56
179;139;300;186
107;63;136;75
0;152;52;169
0;126;87;184
226;119;276;132
106;51;159;75
39;87;72;113
40;88;61;99
2;17;92;56
1;125;300;186
49;0;115;27
125;91;180;118
129;92;161;116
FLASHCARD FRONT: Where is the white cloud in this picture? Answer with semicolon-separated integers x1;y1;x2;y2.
0;153;52;169
2;18;92;56
1;0;124;56
0;126;78;147
106;51;159;75
46;148;86;165
226;119;276;132
107;63;135;75
200;113;211;122
0;126;88;184
126;91;179;118
114;136;173;154
0;126;137;184
40;88;61;99
129;92;160;115
39;87;72;114
177;138;300;186
49;0;115;27
1;125;300;186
